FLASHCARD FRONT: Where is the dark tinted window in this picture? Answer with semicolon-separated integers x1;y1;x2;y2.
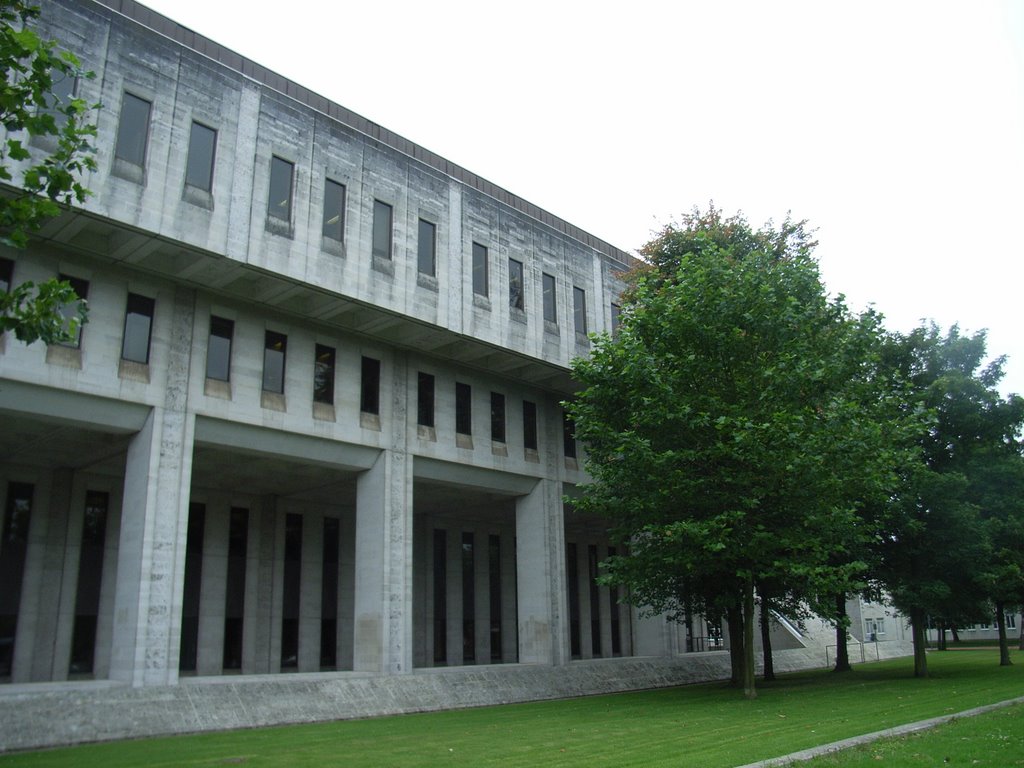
542;273;556;323
418;219;436;276
57;274;88;348
268;156;294;221
115;92;151;166
573;287;587;335
322;179;345;242
372;200;392;259
491;392;506;443
206;316;233;381
611;303;621;337
314;344;335;405
523;400;538;451
262;330;287;394
121;293;154;364
0;258;12;293
563;410;577;458
361;356;381;414
417;371;435;428
185;122;216;191
509;259;524;310
472;242;488;297
455;382;472;435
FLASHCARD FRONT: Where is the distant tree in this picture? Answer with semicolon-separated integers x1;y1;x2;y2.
0;0;96;343
569;206;911;699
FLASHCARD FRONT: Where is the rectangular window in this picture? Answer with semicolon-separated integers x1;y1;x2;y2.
611;302;621;337
121;293;154;364
0;482;34;677
508;258;524;310
320;517;339;669
360;356;380;414
178;502;204;673
472;242;488;297
313;344;335;405
588;544;602;657
488;534;502;662
417;371;435;428
114;92;151;167
563;409;577;459
462;531;475;664
542;273;556;323
70;491;110;675
417;218;436;276
43;70;76;128
205;316;233;381
57;274;88;348
432;529;447;664
372;199;393;259
566;542;580;658
281;513;302;669
268;156;294;222
322;179;345;242
185;121;216;191
573;287;587;335
523;400;538;451
223;507;248;671
455;382;472;435
490;392;506;443
262;330;287;394
0;257;12;293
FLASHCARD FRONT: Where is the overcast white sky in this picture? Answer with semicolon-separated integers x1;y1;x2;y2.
141;0;1024;397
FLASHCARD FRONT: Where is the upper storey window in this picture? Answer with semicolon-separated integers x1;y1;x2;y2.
417;219;436;276
508;258;524;310
115;92;151;168
372;200;393;260
472;242;488;297
268;157;294;222
573;287;588;336
56;274;88;348
185;122;217;192
322;179;346;242
121;293;154;364
0;258;13;294
542;273;556;324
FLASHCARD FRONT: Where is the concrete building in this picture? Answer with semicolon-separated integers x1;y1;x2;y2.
0;0;912;750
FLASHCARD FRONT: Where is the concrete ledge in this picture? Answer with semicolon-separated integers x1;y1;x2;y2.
0;643;914;753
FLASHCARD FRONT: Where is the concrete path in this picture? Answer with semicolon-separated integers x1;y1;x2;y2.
735;695;1024;767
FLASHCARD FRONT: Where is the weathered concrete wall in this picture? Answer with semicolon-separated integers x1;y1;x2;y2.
0;642;915;752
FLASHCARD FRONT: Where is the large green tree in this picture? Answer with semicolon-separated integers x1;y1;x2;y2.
0;0;96;343
569;207;910;699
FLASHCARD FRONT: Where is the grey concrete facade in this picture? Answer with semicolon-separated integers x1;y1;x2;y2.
0;0;895;751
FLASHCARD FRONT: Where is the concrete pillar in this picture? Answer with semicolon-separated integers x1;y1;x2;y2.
634;612;669;657
244;496;276;674
412;512;429;668
353;448;413;675
474;529;490;663
31;469;75;681
9;477;51;682
337;508;355;670
197;499;228;676
298;509;322;672
515;478;567;665
576;542;593;659
445;524;462;666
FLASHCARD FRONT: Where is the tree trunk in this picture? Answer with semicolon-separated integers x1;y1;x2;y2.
834;593;852;672
684;603;694;653
950;623;960;644
911;608;928;677
742;578;757;700
726;604;744;687
759;596;775;682
937;619;947;651
995;602;1012;666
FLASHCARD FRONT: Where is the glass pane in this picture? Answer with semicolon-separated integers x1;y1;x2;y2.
185;122;216;191
456;382;472;435
268;156;293;221
509;259;524;310
313;344;335;404
542;273;556;323
115;93;151;166
418;219;436;275
573;287;587;335
361;356;380;414
262;331;287;393
121;294;154;364
372;200;392;259
206;316;233;381
322;179;345;241
57;275;87;348
472;243;488;296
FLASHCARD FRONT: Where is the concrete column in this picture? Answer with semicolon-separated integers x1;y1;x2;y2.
10;477;51;682
243;497;276;674
634;612;669;657
412;512;429;668
93;488;122;680
515;478;567;665
197;499;228;675
298;509;322;672
31;469;76;681
499;524;518;663
353;448;413;675
337;508;355;670
445;524;462;666
109;286;196;687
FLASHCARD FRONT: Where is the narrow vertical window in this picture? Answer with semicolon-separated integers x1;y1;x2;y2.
608;545;622;655
432;529;447;664
185;122;216;191
205;316;233;381
563;409;577;459
0;482;34;678
313;344;335;405
611;302;621;337
418;219;436;276
121;293;154;364
43;70;76;128
70;491;110;676
566;542;581;658
281;513;302;669
588;544;602;657
268;156;294;222
417;371;435;428
490;392;506;443
573;286;587;335
262;330;287;394
455;382;472;435
223;507;248;670
114;92;151;167
57;274;88;348
508;258;524;310
178;502;204;673
372;200;393;259
320;517;339;669
322;179;345;242
462;532;475;664
488;534;502;662
522;400;538;451
542;273;556;323
360;356;380;414
0;257;13;294
472;242;488;297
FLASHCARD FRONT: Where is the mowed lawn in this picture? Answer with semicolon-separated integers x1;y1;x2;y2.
1;651;1020;768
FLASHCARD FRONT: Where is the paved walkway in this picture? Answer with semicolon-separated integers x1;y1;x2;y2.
735;695;1024;767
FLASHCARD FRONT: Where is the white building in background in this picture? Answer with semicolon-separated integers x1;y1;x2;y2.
0;0;911;750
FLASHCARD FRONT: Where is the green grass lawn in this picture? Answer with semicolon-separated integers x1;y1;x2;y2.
2;651;1020;768
800;702;1023;766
